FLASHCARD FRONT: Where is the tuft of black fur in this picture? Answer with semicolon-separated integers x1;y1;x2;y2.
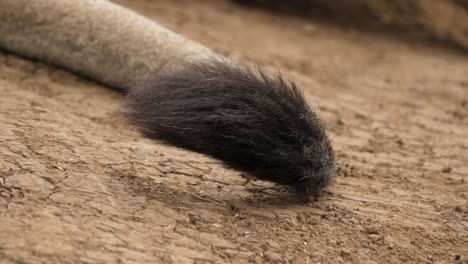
125;58;336;197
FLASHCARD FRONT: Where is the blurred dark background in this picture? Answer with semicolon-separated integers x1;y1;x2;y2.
233;0;468;52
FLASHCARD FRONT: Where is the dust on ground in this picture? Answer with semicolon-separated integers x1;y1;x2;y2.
0;0;467;263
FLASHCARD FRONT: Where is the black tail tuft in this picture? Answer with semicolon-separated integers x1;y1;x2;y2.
125;58;336;197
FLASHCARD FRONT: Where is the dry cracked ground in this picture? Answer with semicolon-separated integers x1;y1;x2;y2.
0;0;467;263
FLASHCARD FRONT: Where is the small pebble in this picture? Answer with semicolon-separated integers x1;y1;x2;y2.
442;167;452;173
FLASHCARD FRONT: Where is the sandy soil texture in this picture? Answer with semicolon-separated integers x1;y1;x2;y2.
1;0;467;263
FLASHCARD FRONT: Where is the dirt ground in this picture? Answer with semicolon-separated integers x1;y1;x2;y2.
235;0;468;51
0;0;467;263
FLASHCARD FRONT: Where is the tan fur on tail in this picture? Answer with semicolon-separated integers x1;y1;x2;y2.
0;0;213;90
